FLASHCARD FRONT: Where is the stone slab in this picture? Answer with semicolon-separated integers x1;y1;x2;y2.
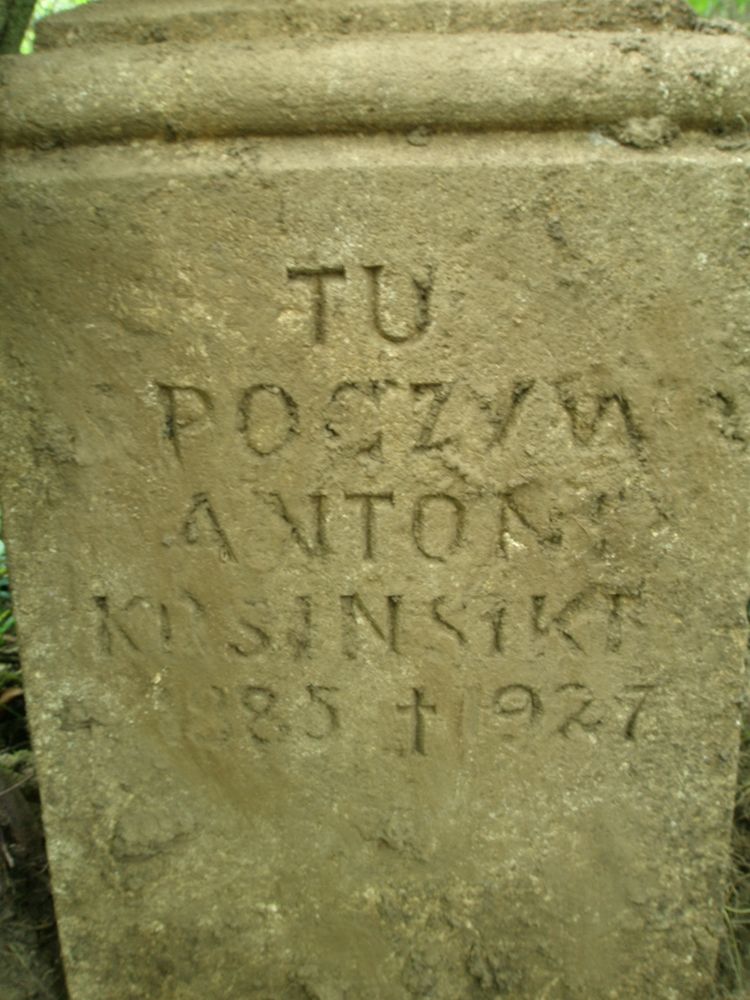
1;129;747;1000
1;2;749;997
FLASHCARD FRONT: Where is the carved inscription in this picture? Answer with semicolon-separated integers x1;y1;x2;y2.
172;681;658;752
412;494;465;561
94;595;172;655
170;487;655;570
123;260;666;776
154;378;647;462
341;593;402;658
556;683;601;738
618;685;658;741
493;682;657;742
96;585;642;660
326;381;390;457
432;596;469;647
364;264;434;343
494;684;543;726
229;600;272;658
344;492;394;560
287;263;434;344
555;384;643;450
241;685;278;744
286;266;346;343
289;595;314;659
182;493;237;563
411;382;453;451
397;688;437;755
266;492;329;556
238;384;299;456
239;684;343;746
305;684;341;740
157;384;213;460
477;379;536;447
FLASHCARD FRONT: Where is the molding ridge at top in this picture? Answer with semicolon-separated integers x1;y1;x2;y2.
1;32;748;150
35;0;698;49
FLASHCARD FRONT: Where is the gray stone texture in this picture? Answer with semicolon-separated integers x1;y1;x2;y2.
0;2;748;998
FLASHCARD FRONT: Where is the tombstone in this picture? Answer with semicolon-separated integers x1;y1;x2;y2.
1;1;748;997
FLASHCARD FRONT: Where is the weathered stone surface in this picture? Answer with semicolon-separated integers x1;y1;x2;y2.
33;0;698;49
0;2;748;998
4;32;750;147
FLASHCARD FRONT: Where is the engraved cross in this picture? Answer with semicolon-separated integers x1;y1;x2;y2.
397;687;436;756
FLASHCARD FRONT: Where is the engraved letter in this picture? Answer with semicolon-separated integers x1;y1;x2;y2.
94;595;139;654
431;596;467;646
241;685;277;745
305;685;340;740
344;492;394;560
238;384;299;456
493;685;542;730
477;379;535;449
532;587;640;654
287;266;346;344
412;493;466;561
364;264;434;343
605;587;642;653
617;684;656;741
157;384;213;461
482;604;505;654
532;592;589;651
326;381;388;458
555;384;643;453
341;593;401;658
228;600;272;657
182;493;237;562
557;683;602;738
266;493;329;556
498;483;563;556
411;382;453;451
288;595;313;659
94;595;171;656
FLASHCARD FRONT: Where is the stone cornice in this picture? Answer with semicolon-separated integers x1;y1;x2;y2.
1;31;748;148
35;0;697;49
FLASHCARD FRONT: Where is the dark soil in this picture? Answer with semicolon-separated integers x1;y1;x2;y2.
0;751;66;1000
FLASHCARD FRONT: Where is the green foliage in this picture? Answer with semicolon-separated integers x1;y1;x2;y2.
687;0;749;18
32;0;90;15
0;0;36;54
